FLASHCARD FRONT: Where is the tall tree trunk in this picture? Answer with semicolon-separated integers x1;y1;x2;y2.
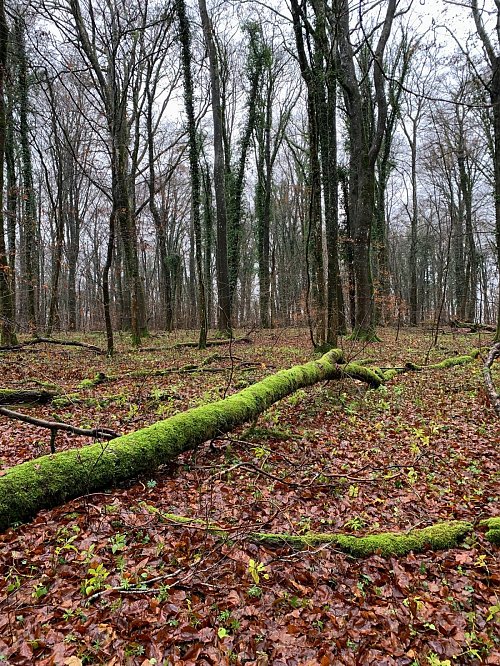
5;95;16;317
177;0;208;348
198;0;231;336
15;17;37;333
0;0;17;345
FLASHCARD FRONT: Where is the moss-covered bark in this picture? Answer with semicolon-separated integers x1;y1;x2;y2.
0;347;483;532
0;349;346;531
251;521;472;556
480;517;500;545
153;510;472;557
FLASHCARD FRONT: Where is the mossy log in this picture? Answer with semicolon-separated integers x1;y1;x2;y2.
0;349;348;531
153;509;472;557
0;337;103;354
0;388;59;405
0;348;482;532
480;517;500;545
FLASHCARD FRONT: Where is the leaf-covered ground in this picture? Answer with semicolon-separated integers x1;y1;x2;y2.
0;328;499;665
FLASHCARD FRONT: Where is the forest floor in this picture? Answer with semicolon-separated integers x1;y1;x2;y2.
0;327;499;666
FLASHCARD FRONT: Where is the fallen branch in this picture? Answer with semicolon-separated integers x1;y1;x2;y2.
0;406;119;453
172;337;253;349
150;510;472;558
0;337;103;354
483;343;500;417
0;388;59;405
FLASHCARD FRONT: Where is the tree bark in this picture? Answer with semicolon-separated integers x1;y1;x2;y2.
198;0;231;336
177;0;208;348
0;0;17;346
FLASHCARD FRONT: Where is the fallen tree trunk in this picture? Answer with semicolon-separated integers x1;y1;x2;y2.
450;319;496;333
0;349;349;530
153;510;472;558
0;348;481;532
0;388;59;405
172;337;253;349
483;342;500;417
0;337;103;354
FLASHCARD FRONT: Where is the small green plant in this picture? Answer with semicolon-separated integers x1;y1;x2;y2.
487;604;500;621
247;584;263;598
127;403;139;420
348;484;359;498
297;516;311;534
32;582;48;599
217;627;229;639
6;574;21;593
108;533;126;554
248;559;269;585
155;584;171;603
344;516;365;531
124;644;145;658
82;563;110;596
252;446;268;460
407;467;418;485
426;654;451;666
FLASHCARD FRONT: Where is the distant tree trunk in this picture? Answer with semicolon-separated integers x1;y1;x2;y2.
202;165;213;326
0;0;17;346
290;0;326;345
102;212;115;356
66;176;80;332
255;107;272;328
409;121;419;326
226;23;264;308
198;0;231;336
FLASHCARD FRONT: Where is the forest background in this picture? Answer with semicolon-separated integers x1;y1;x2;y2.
0;0;499;349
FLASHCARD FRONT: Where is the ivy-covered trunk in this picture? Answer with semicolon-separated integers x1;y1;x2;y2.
0;0;16;346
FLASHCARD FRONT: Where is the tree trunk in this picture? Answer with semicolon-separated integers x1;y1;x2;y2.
15;17;38;333
198;0;231;336
177;0;208;348
0;0;17;346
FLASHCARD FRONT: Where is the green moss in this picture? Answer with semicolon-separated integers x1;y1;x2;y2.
150;512;472;558
0;349;348;531
77;373;107;389
342;362;383;388
252;521;472;557
429;355;476;370
382;369;400;381
480;517;500;545
480;517;500;529
485;530;500;545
